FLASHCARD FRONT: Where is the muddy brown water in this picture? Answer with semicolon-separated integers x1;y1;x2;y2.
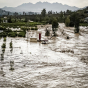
0;24;88;88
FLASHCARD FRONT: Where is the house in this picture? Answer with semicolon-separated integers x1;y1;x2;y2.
84;17;88;23
30;37;37;42
3;17;8;23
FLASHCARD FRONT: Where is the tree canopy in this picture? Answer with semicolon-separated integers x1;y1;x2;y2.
52;18;58;28
65;16;70;27
41;9;46;17
52;18;58;36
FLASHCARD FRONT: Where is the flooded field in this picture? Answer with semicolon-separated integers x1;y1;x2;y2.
0;23;88;88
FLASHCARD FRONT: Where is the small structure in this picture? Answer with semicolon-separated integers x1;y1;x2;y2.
3;17;8;23
30;37;37;42
28;20;33;22
0;30;3;33
29;30;43;42
84;17;88;23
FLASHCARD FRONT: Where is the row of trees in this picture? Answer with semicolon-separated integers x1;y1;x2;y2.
41;9;80;33
65;13;80;33
0;8;82;33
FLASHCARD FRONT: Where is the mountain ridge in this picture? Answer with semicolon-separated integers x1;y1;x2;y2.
1;1;79;12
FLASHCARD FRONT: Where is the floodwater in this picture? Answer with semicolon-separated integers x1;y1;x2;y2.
0;23;88;88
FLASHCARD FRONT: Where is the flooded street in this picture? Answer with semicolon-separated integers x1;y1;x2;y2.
0;23;88;88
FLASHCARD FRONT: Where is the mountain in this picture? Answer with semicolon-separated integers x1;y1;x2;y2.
0;9;13;16
1;2;79;12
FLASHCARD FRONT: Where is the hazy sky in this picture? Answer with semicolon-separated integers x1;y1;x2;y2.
0;0;87;8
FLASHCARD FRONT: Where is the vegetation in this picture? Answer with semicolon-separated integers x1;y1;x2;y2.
0;22;43;28
74;18;80;33
1;43;6;48
0;7;88;37
18;31;25;37
10;48;13;53
10;41;13;48
2;48;5;53
8;17;12;23
0;26;7;30
41;9;46;17
80;23;88;26
8;32;17;37
4;37;6;41
65;16;70;27
45;29;50;36
9;61;14;70
52;18;58;36
1;54;4;60
31;27;38;30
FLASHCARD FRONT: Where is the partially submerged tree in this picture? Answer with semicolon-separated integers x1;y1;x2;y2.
70;12;80;33
45;28;50;36
52;18;58;36
65;16;70;27
74;18;80;33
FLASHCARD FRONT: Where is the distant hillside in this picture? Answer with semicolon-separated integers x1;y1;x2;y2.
1;2;79;12
0;9;13;16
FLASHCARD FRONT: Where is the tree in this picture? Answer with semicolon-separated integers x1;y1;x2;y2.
59;11;64;22
8;17;12;23
45;28;50;36
35;16;40;22
74;18;80;33
52;18;58;36
41;9;46;17
0;18;1;23
24;17;28;22
48;17;53;24
48;10;52;15
45;16;50;23
60;11;63;19
70;13;80;33
65;16;70;27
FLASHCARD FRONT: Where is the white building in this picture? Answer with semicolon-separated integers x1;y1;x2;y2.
84;17;88;23
3;17;8;23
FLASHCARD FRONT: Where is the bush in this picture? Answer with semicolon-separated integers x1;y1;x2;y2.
65;17;70;27
10;41;13;48
74;18;80;33
2;48;5;53
0;26;7;30
45;29;50;36
4;29;12;32
1;43;6;48
4;37;6;41
8;32;17;37
18;31;25;37
31;27;35;30
31;27;38;30
35;27;38;30
1;54;4;60
0;32;7;37
21;27;27;31
80;23;88;26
